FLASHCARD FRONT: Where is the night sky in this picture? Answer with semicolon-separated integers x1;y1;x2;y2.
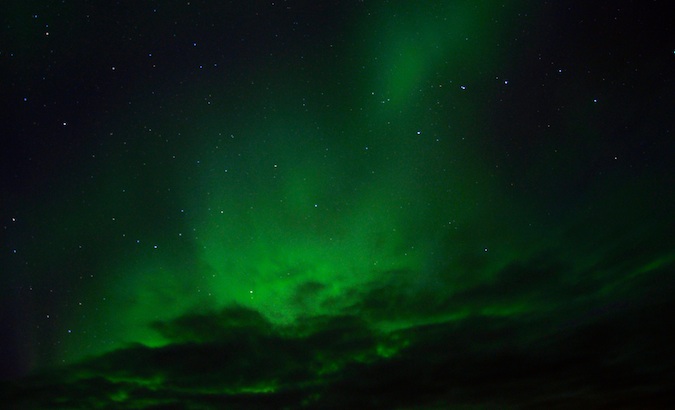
1;1;674;408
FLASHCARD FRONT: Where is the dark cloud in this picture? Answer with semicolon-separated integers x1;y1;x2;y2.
4;276;675;410
150;305;273;344
291;281;328;312
346;255;577;326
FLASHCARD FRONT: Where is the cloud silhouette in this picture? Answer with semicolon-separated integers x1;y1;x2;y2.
4;258;674;410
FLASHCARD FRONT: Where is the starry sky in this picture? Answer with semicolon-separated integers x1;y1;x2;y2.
1;1;674;408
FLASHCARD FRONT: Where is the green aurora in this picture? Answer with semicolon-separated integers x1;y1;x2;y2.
1;1;674;408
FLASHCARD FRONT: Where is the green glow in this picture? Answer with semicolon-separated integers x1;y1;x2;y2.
376;334;411;358
360;1;500;109
634;254;675;277
110;390;129;403
480;303;528;317
43;1;525;362
3;1;672;408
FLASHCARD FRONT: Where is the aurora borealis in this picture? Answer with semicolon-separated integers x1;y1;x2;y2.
1;0;674;408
